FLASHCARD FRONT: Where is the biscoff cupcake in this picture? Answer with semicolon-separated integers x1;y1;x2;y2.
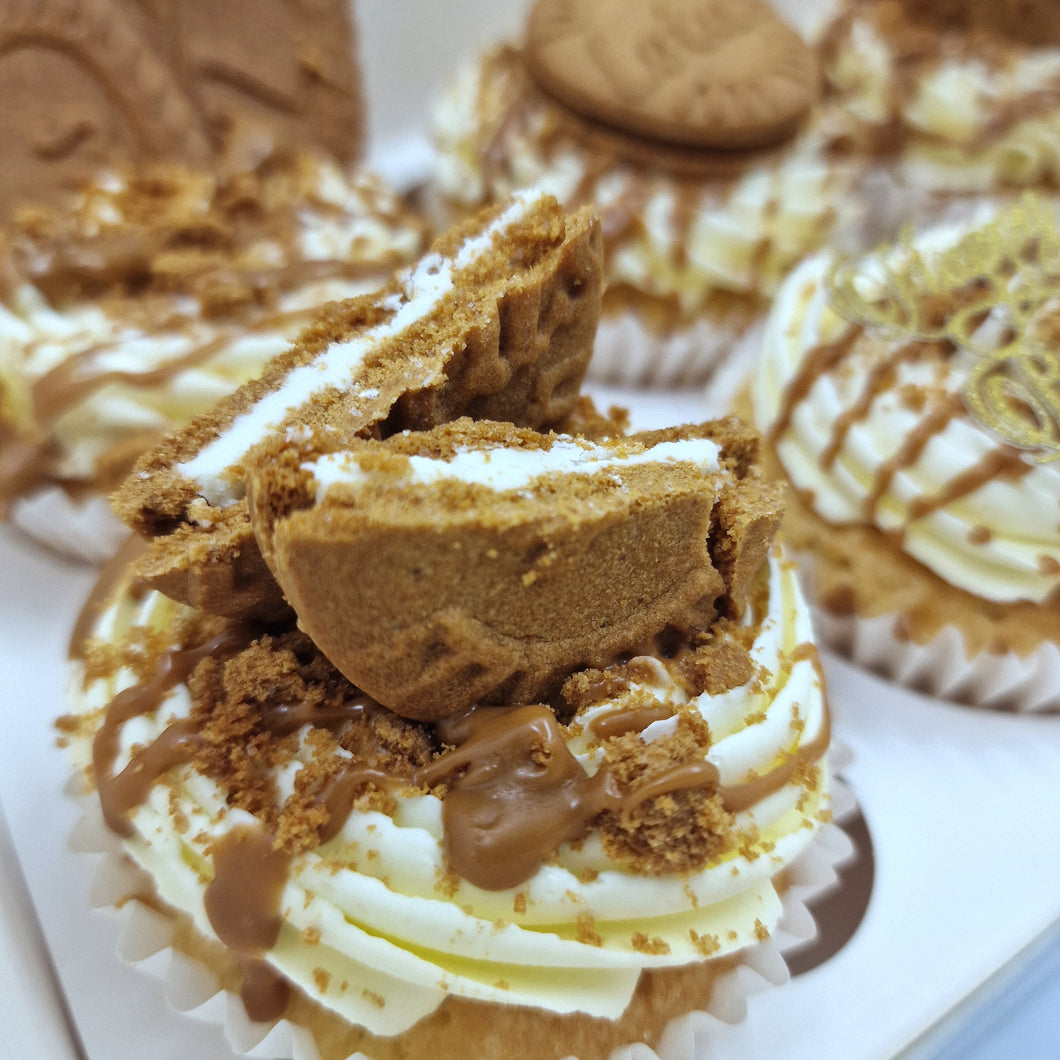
63;423;837;1060
58;194;850;1060
818;0;1060;199
0;152;426;561
750;193;1060;712
430;0;873;389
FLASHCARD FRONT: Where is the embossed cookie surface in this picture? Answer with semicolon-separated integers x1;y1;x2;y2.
524;0;818;149
247;418;783;720
113;192;603;620
0;0;362;224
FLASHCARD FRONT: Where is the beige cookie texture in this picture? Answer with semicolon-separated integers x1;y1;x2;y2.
246;417;782;721
113;195;604;621
524;0;818;149
0;0;362;224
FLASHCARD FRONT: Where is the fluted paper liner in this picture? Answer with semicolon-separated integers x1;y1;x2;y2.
64;761;859;1060
799;555;1060;714
10;488;128;564
586;309;761;391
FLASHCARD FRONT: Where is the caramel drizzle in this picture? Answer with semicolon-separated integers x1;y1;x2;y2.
412;704;625;891
863;391;965;523
88;630;832;1015
907;444;1034;521
589;703;673;739
204;826;292;1023
92;625;257;834
31;304;321;427
768;325;860;444
69;534;148;659
820;341;924;469
780;329;1037;533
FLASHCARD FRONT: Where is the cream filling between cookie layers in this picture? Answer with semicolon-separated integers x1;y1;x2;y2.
305;434;722;501
751;241;1060;606
67;550;828;1036
431;52;859;319
0;170;422;484
176;189;548;510
826;18;1060;190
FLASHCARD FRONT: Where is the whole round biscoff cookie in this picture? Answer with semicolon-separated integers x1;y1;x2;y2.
524;0;818;149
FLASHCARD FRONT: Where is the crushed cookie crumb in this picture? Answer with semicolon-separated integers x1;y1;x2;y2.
597;713;734;876
690;930;721;956
631;932;671;955
313;967;331;993
753;919;770;942
302;926;321;946
577;913;602;947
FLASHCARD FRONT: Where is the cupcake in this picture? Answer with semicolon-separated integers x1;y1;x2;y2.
64;419;835;1060
430;0;873;389
818;0;1060;199
0;152;426;561
749;193;1060;712
59;195;845;1060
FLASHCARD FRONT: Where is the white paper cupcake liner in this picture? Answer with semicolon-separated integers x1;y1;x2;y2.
64;762;860;1060
797;555;1060;714
9;486;128;564
586;307;761;391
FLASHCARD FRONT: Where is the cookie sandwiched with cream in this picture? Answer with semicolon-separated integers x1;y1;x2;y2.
750;193;1060;711
246;417;782;721
430;0;875;389
64;414;838;1060
112;191;603;619
0;153;426;560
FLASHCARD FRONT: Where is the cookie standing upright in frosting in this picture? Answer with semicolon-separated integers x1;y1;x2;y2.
0;0;362;226
750;194;1060;711
431;0;874;388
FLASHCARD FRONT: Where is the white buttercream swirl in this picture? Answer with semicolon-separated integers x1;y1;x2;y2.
431;47;861;320
823;9;1060;191
66;549;829;1034
0;164;422;487
751;224;1060;606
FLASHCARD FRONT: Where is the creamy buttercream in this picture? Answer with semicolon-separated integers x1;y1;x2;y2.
65;548;830;1036
306;433;722;500
0;161;423;497
431;47;861;322
821;4;1060;192
751;213;1060;606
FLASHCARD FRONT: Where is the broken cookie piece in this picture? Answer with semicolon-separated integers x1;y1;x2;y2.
112;191;603;620
246;417;783;720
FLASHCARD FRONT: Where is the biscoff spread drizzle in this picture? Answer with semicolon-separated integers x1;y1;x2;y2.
66;550;829;1032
